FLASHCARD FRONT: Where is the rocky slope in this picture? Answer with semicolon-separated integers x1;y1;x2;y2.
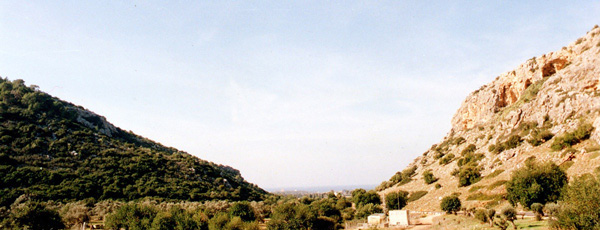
379;25;600;211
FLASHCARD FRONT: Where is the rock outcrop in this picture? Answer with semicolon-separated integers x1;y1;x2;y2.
379;25;600;211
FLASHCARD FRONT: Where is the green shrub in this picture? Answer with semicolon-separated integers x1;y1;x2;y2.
422;170;438;184
461;144;477;156
551;123;594;150
458;164;482;187
435;183;441;189
527;129;554;146
440;195;461;214
474;209;488;223
530;203;544;221
439;154;455;165
552;174;600;230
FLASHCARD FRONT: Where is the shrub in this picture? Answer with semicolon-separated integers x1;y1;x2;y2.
229;202;256;222
552;174;600;229
527;129;554;146
461;144;477;156
504;135;522;149
422;170;438;184
5;201;65;230
506;161;567;209
439;154;455;165
551;123;594;150
530;203;544;221
474;209;488;223
500;206;517;228
458;164;481;187
435;183;441;189
440;195;461;214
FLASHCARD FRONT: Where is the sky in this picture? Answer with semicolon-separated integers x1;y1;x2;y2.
0;1;599;190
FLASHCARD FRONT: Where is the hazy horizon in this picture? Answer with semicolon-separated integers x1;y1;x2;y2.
1;1;599;189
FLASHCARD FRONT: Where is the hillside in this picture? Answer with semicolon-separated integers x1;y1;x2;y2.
0;78;267;206
378;25;600;211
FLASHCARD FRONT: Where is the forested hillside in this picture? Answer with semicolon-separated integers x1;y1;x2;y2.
0;78;267;206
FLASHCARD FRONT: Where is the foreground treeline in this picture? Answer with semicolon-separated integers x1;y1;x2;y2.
0;190;392;230
442;159;600;230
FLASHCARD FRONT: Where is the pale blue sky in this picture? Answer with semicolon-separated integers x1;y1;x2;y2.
1;1;598;189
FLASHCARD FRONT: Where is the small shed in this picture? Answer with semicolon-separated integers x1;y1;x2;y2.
389;210;410;226
367;213;386;225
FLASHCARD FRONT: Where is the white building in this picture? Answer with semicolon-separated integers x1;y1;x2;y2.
367;213;386;225
389;210;410;226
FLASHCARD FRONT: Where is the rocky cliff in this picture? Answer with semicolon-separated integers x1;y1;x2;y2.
379;25;600;211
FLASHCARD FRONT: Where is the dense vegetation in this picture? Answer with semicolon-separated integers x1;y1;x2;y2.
0;78;266;206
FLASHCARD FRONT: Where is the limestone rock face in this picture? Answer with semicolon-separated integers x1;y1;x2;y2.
379;25;600;211
452;26;599;132
72;107;118;137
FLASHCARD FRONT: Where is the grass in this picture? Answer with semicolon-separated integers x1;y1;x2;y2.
487;180;507;190
559;161;574;171
432;214;548;230
466;192;505;201
407;191;428;202
486;169;504;179
469;185;485;193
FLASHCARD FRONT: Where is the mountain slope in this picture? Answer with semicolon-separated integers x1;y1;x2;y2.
378;25;600;211
0;78;267;206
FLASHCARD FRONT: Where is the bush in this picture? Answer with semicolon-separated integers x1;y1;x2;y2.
458;164;481;187
105;203;157;230
551;123;594;150
385;191;408;210
528;129;554;146
500;206;517;228
474;209;488;223
229;202;255;222
531;203;544;221
423;170;438;184
435;183;441;189
4;201;65;230
552;174;600;229
506;161;567;208
439;154;455;165
440;195;461;214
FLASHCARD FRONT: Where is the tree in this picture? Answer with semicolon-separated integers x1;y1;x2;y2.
6;201;65;230
506;161;567;208
352;190;381;207
355;203;382;219
229;202;256;222
105;203;157;230
500;206;517;230
530;203;544;221
385;191;408;210
440;195;461;214
552;174;600;229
